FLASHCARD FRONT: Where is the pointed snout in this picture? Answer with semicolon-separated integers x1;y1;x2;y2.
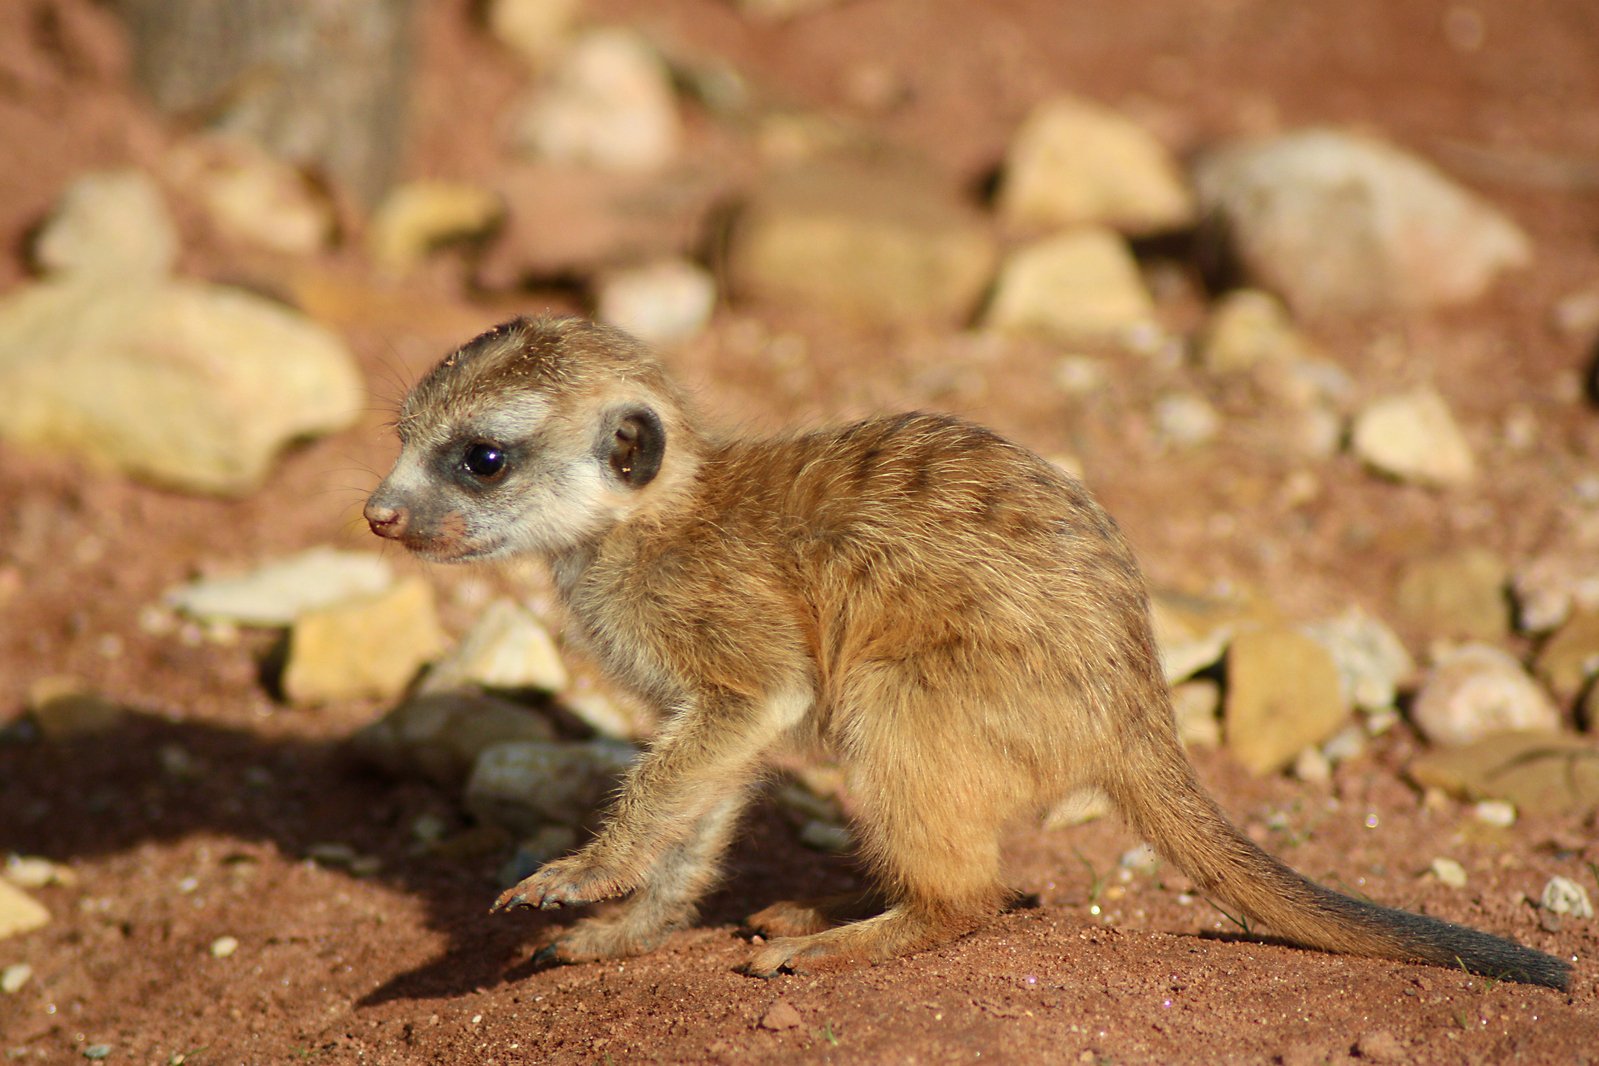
364;491;410;540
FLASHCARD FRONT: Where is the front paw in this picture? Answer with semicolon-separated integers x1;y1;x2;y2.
491;854;632;914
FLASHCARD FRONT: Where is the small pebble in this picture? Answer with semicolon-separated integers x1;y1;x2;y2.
1473;800;1516;827
1540;876;1593;919
798;821;852;853
1429;858;1467;888
5;855;72;889
759;999;803;1031
1119;843;1160;874
210;935;239;958
83;1046;112;1060
1;962;32;994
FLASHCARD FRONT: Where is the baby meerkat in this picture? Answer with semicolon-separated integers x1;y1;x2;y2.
366;315;1568;989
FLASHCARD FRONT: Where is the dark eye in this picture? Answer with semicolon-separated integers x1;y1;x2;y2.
463;442;508;480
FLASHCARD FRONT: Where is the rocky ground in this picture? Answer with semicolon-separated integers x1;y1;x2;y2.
2;0;1598;1062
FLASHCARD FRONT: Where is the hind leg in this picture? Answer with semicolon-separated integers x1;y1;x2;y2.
746;890;886;938
539;791;747;964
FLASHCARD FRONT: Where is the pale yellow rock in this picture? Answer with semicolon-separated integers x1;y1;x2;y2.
1225;627;1350;774
1351;388;1476;488
283;577;449;704
26;676;126;740
35;169;178;281
421;598;569;695
999;96;1194;235
487;0;581;66
0;881;50;940
370;180;504;274
1198;289;1315;375
1395;548;1507;643
169;137;334;256
984;228;1155;342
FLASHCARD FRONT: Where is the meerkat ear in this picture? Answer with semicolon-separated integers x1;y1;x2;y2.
605;406;665;487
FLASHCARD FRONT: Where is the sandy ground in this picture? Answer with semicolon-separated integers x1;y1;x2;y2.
1;0;1597;1062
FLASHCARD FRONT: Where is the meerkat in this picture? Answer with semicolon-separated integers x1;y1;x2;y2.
364;315;1569;989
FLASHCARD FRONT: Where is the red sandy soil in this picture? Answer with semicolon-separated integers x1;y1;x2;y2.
1;0;1597;1062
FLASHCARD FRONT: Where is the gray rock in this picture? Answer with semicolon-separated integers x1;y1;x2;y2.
728;156;998;326
0;881;50;940
497;825;580;888
798;820;852;853
1395;548;1508;643
998;95;1194;235
421;598;569;696
1540;876;1593;919
165;548;396;627
1303;609;1415;713
351;689;556;786
1511;554;1599;635
516;29;681;172
1194;128;1530;314
1171;678;1221;749
983;228;1155;342
282;577;449;704
594;258;716;345
26;676;126;741
1408;733;1599;818
1351;389;1476;488
464;739;639;835
0;279;363;496
1410;644;1561;748
1224;627;1350;774
35;169;178;281
1533;606;1599;701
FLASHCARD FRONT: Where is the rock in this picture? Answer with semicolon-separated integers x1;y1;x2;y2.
983;228;1155;342
1172;678;1221;749
1429;857;1467;889
594;258;716;345
1292;745;1331;784
1197;289;1316;376
1152;392;1220;449
497;825;581;887
167;136;334;256
516;29;682;172
1224;627;1350;774
759;999;803;1031
1511;554;1599;634
1472;800;1516;827
1350;389;1477;488
1353;1030;1405;1064
728;156;998;326
421;598;569;696
1394;548;1508;642
1408;732;1599;818
4;855;75;890
1534;606;1599;701
370;180;504;274
165;548;396;627
1;962;32;994
463;739;639;835
1149;587;1274;684
1193;128;1531;315
735;0;842;19
0;279;363;496
559;683;650;739
1322;724;1367;764
26;676;126;740
798;820;852;853
35;169;178;281
351;690;556;785
209;935;239;958
1303;609;1415;713
282;577;449;704
997;95;1194;235
1120;843;1161;875
1553;286;1599;340
83;1046;111;1061
1410;644;1560;747
487;0;581;67
0;881;50;940
1540;876;1593;919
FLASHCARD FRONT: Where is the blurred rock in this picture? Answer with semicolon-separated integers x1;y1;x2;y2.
1428;857;1467;889
351;689;557;785
984;228;1155;342
464;738;638;835
594;258;716;345
1511;554;1599;635
168;136;334;256
1172;678;1222;749
559;683;649;739
282;577;449;704
1534;607;1599;701
1410;644;1561;748
1408;732;1599;818
1540;876;1593;919
1197;289;1316;375
421;598;569;696
1552;286;1599;340
34;169;177;281
1303;609;1415;713
997;95;1194;235
733;0;843;18
516;29;681;172
0;882;50;940
370;180;503;274
1152;392;1220;449
3;855;75;890
1194;128;1530;314
1395;548;1508;642
165;548;396;627
487;0;581;67
0;279;363;496
1350;389;1476;488
497;825;580;887
728;155;997;326
0;962;31;994
26;676;126;740
799;820;852;853
1225;627;1349;774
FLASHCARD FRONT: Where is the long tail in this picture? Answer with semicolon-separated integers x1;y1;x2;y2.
1105;732;1571;991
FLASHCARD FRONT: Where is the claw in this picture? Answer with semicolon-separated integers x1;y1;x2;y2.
491;888;532;914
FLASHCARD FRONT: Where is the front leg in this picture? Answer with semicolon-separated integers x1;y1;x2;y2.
494;685;805;918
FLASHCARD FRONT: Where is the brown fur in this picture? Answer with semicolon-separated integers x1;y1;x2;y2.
365;315;1568;989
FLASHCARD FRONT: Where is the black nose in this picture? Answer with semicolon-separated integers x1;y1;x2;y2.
364;498;409;539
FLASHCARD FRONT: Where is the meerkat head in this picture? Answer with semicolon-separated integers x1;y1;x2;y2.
365;316;697;563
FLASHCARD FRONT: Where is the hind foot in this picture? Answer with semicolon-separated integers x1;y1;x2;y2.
740;904;968;977
535;908;676;966
745;891;884;938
